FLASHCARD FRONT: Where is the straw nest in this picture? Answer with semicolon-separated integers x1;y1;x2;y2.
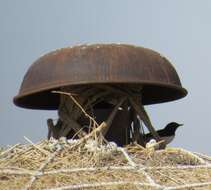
0;132;211;190
2;88;211;189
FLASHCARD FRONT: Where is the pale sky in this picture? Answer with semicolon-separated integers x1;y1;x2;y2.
0;0;211;155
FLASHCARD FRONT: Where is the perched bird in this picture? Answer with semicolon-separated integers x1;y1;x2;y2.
144;122;183;146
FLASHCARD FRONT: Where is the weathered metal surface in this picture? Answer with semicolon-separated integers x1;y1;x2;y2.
14;44;187;109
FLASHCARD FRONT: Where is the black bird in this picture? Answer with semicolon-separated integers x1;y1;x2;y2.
144;122;183;146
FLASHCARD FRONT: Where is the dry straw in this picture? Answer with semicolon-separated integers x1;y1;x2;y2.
1;131;211;190
1;90;211;190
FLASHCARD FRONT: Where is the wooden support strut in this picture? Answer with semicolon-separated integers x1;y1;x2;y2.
48;89;126;140
47;119;62;139
101;97;127;136
129;97;161;142
47;85;160;147
94;85;161;144
131;108;145;145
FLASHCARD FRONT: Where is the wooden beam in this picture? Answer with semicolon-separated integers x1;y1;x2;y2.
101;97;127;136
129;97;160;142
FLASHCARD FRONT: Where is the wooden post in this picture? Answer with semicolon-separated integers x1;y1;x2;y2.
131;108;145;146
129;97;160;142
101;97;126;136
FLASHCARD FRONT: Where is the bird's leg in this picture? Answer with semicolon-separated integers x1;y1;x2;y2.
129;96;161;143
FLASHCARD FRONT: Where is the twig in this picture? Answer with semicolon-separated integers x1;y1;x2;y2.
146;140;165;149
58;117;86;138
42;181;160;190
1;164;211;176
40;166;134;175
24;136;49;156
0;143;20;157
0;169;35;175
117;147;136;167
78;122;107;144
23;144;63;190
155;170;183;185
52;91;99;127
71;126;87;140
144;164;211;170
174;148;206;164
142;169;161;188
193;152;211;163
165;181;211;190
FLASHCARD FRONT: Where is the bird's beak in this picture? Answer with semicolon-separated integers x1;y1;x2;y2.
179;124;184;127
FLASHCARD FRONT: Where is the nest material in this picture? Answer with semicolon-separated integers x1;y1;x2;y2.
48;84;162;147
2;85;211;189
0;135;211;190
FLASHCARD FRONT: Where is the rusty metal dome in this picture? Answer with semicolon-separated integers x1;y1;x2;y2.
14;44;187;109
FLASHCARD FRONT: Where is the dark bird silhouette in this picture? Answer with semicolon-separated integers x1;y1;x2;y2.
144;122;183;146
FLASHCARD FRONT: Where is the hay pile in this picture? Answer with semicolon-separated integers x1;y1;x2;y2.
2;87;211;189
0;133;211;190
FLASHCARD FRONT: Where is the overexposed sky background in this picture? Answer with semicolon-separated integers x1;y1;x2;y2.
0;0;211;154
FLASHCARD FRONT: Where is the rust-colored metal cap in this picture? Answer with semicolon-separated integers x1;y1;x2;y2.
14;44;187;109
